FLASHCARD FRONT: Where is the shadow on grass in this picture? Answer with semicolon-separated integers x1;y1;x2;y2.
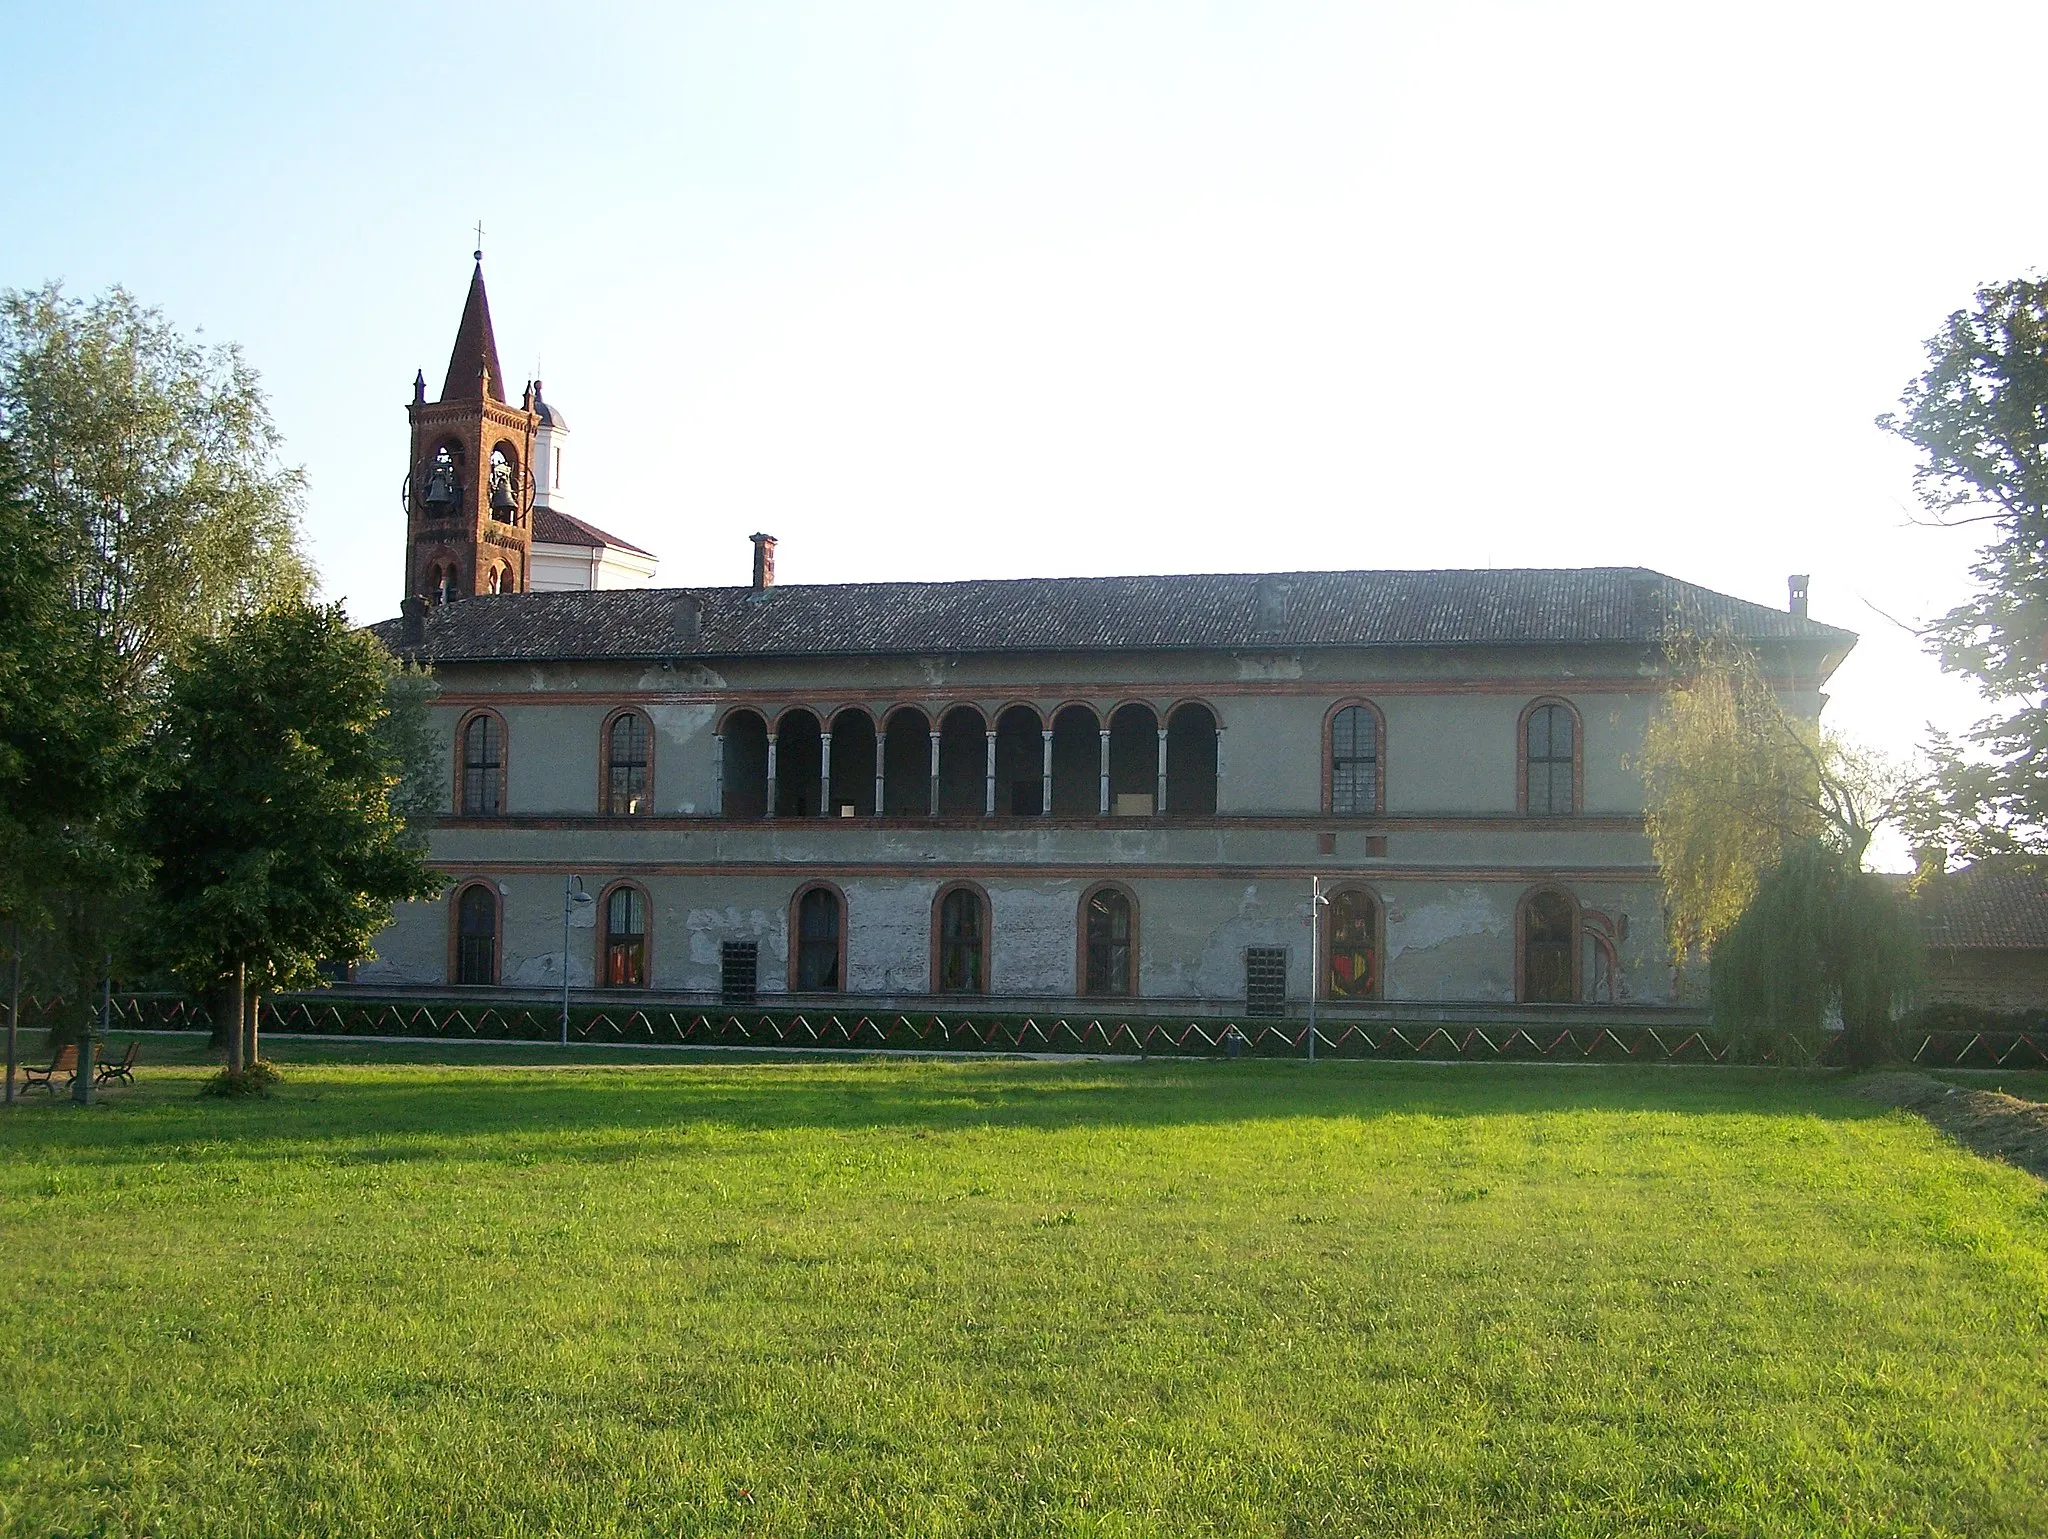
0;1037;1915;1171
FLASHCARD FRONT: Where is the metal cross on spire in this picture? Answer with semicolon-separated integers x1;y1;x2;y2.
472;220;485;262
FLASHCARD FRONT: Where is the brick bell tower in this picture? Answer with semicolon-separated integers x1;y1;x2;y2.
404;255;539;603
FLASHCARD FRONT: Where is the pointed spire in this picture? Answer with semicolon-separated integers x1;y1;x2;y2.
440;261;506;403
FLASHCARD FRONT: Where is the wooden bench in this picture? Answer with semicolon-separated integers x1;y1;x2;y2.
20;1043;77;1095
95;1041;139;1086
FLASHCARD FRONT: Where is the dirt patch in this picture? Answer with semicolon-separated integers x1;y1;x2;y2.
1851;1073;2048;1183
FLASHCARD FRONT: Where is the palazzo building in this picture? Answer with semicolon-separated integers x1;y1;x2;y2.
364;264;1855;1014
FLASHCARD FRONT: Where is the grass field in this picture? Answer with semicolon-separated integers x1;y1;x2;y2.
2;1038;2045;1537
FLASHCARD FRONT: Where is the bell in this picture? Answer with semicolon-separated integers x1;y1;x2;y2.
490;475;516;514
424;476;452;507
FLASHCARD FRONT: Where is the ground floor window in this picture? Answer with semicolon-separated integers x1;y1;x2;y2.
936;886;988;993
1523;890;1576;1003
1325;888;1380;1000
604;886;647;987
1082;886;1135;996
796;885;842;991
456;884;497;985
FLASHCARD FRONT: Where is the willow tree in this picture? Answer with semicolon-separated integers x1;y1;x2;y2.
1641;640;1912;1060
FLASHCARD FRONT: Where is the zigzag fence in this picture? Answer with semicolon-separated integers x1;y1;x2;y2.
10;992;2047;1068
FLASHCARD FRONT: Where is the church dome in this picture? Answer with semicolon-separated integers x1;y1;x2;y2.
536;399;569;430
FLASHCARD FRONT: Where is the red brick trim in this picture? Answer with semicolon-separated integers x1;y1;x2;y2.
1076;879;1141;998
594;879;653;988
786;879;849;994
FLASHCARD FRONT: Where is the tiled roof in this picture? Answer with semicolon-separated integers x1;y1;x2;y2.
1912;865;2048;951
370;566;1855;667
532;508;653;557
440;263;505;403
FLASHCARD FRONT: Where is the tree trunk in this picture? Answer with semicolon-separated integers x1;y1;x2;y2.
5;922;20;1106
245;987;260;1066
221;966;245;1074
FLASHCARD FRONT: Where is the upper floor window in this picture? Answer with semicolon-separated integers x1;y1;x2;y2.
1523;701;1577;816
460;713;503;816
1329;704;1381;815
605;711;651;815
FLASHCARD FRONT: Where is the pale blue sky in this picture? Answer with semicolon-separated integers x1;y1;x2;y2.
7;0;2048;854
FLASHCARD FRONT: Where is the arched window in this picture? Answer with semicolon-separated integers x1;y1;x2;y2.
602;885;647;987
431;562;460;606
1081;884;1136;997
454;884;498;985
1523;701;1578;815
460;713;504;815
1164;702;1218;815
1522;889;1578;1003
1324;888;1380;1000
422;442;462;511
934;884;988;994
1329;704;1381;815
720;709;769;819
793;884;843;992
488;444;518;522
605;711;652;815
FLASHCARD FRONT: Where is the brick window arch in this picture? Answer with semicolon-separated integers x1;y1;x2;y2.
602;709;654;815
455;710;508;816
1077;881;1139;997
931;881;991;994
1519;698;1581;816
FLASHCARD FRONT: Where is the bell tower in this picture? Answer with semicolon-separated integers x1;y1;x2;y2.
404;257;539;603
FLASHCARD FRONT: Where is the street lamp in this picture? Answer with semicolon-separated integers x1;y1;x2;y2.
1307;875;1327;1064
561;876;593;1047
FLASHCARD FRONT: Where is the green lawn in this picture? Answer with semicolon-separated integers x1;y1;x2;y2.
2;1040;2045;1537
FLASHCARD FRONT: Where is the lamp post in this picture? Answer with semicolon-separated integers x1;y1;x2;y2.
561;876;592;1047
1307;875;1327;1064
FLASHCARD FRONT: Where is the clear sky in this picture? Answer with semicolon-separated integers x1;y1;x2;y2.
7;0;2046;864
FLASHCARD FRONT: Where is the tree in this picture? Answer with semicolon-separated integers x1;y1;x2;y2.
137;602;442;1070
0;283;310;694
1879;276;2048;863
1640;640;1912;1061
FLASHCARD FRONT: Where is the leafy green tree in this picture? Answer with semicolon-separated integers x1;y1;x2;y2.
0;283;310;694
138;603;442;1070
1879;276;2048;862
1641;640;1913;1061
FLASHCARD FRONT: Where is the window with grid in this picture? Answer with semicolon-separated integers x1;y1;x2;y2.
606;712;651;814
456;885;497;985
1330;705;1379;814
1524;703;1575;815
461;715;502;815
1244;946;1288;1016
721;940;759;1004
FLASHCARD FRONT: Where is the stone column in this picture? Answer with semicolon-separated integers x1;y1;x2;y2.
928;730;941;817
984;730;997;816
1098;729;1111;816
819;731;833;817
874;758;886;818
712;733;724;817
1214;727;1225;813
1155;727;1169;816
764;731;779;820
1040;729;1053;816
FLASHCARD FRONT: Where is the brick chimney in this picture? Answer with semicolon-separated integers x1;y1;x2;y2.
1788;574;1810;620
750;533;777;594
